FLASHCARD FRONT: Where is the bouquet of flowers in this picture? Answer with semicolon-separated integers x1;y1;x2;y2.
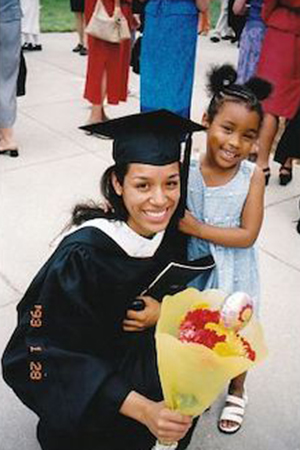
155;287;267;428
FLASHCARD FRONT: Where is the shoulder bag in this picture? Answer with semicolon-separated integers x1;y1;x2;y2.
85;0;131;43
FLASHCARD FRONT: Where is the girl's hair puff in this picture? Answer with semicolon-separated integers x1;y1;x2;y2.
206;64;272;128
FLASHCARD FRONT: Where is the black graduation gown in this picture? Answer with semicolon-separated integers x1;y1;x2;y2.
2;226;210;450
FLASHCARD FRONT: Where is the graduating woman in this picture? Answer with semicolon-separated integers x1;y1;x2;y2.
2;111;212;450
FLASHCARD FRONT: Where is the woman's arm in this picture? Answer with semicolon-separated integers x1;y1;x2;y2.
233;0;248;15
196;0;210;12
120;391;192;444
179;167;265;248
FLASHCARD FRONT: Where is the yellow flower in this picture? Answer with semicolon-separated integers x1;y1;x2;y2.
214;332;247;358
191;302;210;310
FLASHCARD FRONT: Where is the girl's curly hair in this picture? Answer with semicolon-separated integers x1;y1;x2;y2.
206;64;272;127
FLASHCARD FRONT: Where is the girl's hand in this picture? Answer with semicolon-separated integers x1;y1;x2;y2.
143;401;193;444
179;210;202;238
123;296;161;331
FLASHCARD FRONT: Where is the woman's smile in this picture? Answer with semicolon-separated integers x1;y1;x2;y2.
113;162;181;237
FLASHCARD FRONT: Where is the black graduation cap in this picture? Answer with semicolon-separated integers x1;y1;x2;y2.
80;110;206;216
80;109;205;165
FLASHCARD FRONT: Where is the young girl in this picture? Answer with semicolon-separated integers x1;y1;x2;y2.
179;65;272;434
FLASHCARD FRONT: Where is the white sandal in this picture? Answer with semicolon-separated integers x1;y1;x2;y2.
218;392;248;434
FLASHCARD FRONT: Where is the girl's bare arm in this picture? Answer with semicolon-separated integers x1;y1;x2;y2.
179;167;265;248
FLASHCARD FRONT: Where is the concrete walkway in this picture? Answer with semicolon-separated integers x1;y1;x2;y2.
0;33;300;450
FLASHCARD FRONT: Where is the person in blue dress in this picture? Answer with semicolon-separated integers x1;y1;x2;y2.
234;0;266;84
140;0;209;118
179;65;272;434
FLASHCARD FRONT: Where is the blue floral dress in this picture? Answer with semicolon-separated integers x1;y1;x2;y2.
237;0;265;83
140;0;199;118
187;159;260;312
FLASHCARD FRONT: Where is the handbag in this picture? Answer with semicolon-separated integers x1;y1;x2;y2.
85;0;131;43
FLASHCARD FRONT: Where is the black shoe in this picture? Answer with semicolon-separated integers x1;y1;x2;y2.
72;43;83;53
222;34;234;41
279;165;293;186
210;36;220;43
22;42;33;51
0;148;19;157
263;167;271;186
32;44;42;51
79;46;88;56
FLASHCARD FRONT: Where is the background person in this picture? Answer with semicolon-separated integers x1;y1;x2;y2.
234;0;266;162
0;0;22;157
70;0;87;56
84;0;134;124
21;0;42;51
140;0;209;118
255;0;300;186
209;0;235;42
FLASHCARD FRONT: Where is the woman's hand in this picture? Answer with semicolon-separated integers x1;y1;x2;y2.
120;392;193;444
179;210;203;238
233;0;248;15
123;296;161;331
143;401;193;444
133;14;141;29
114;6;122;18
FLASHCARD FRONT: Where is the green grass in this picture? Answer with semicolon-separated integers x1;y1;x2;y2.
210;0;221;28
40;0;75;32
40;0;220;33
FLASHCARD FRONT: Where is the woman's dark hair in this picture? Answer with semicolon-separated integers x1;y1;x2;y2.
71;163;130;227
206;64;273;128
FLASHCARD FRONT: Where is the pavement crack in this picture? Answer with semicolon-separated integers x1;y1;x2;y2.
0;271;22;298
265;194;300;209
259;246;300;273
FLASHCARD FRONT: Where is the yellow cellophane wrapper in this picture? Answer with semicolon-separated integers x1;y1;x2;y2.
155;288;268;416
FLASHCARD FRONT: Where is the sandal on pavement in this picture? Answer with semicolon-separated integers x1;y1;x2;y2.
218;392;248;434
279;165;293;186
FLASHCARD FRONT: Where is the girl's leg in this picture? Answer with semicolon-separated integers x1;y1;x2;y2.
218;372;247;433
228;372;247;397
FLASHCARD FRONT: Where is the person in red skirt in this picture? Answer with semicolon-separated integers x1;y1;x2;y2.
255;0;300;185
84;0;134;124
